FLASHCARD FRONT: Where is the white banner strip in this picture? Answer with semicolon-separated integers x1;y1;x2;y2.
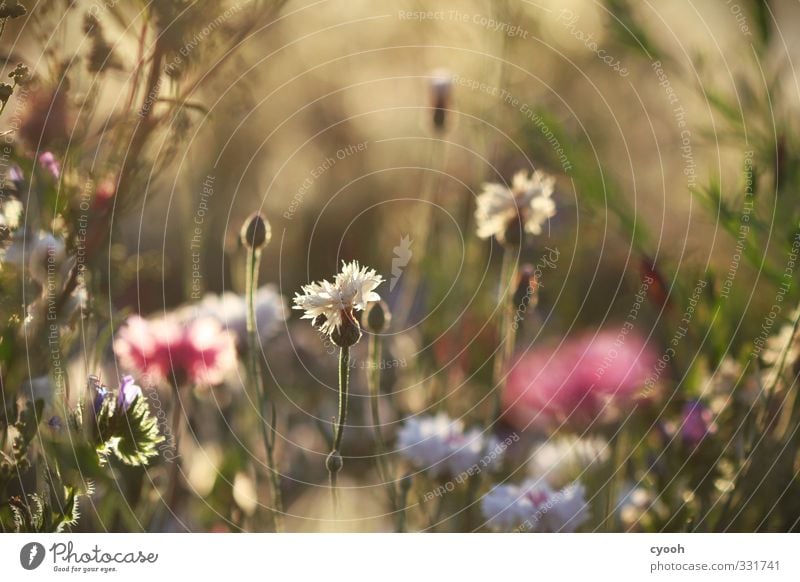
1;533;798;580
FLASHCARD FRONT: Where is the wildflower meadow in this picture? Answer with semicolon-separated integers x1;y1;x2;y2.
2;0;800;550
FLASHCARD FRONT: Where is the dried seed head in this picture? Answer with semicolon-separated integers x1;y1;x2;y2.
240;212;271;250
364;300;391;333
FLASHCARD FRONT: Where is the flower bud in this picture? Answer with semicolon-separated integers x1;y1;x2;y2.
326;450;343;474
364;300;391;333
240;212;271;250
429;69;453;132
331;309;362;347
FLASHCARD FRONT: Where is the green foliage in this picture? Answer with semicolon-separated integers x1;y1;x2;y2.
95;394;165;467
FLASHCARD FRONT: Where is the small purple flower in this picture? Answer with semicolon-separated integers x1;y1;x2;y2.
93;385;109;416
48;416;62;430
117;375;142;414
681;399;717;446
38;152;61;179
8;165;24;184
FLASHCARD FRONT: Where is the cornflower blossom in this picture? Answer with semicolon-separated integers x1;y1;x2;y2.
396;413;503;477
292;260;383;339
117;375;143;413
528;436;609;486
475;170;556;243
38;151;61;179
177;285;287;347
114;315;237;387
481;479;589;532
680;399;717;446
503;331;656;431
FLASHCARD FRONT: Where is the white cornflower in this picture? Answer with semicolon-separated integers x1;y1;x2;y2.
475;170;556;242
293;260;383;336
481;479;589;532
396;413;503;477
178;285;287;346
528;436;609;487
0;197;23;233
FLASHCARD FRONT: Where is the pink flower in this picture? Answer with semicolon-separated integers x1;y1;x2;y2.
114;315;237;387
680;399;717;446
502;331;657;431
38;151;61;179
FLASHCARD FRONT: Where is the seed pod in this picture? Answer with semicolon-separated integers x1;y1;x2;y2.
364;300;391;333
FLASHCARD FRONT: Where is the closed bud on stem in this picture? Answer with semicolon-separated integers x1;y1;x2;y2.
429;69;453;132
331;309;361;347
364;300;391;333
240;212;271;250
326;450;343;474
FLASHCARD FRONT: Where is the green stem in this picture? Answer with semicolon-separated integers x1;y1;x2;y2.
245;246;284;532
491;248;518;422
367;334;400;529
761;303;800;428
329;346;350;514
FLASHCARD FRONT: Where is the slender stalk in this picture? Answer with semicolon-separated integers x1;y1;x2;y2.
244;245;283;531
164;387;184;521
367;333;400;528
329;346;350;513
491;248;518;421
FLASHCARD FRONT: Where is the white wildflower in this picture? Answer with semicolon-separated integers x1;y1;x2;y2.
396;413;502;477
293;260;383;336
178;285;287;346
528;436;609;487
481;479;589;532
0;197;23;233
475;170;556;242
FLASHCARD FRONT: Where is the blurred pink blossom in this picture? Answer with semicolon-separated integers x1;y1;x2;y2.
114;315;237;387
503;331;657;431
38;151;61;179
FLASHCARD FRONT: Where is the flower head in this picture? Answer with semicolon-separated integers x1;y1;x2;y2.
117;375;143;414
177;285;287;347
114;315;237;387
503;331;656;431
38;151;61;179
528;436;609;487
475;170;556;244
680;399;717;446
293;260;383;339
481;479;589;532
396;413;503;477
